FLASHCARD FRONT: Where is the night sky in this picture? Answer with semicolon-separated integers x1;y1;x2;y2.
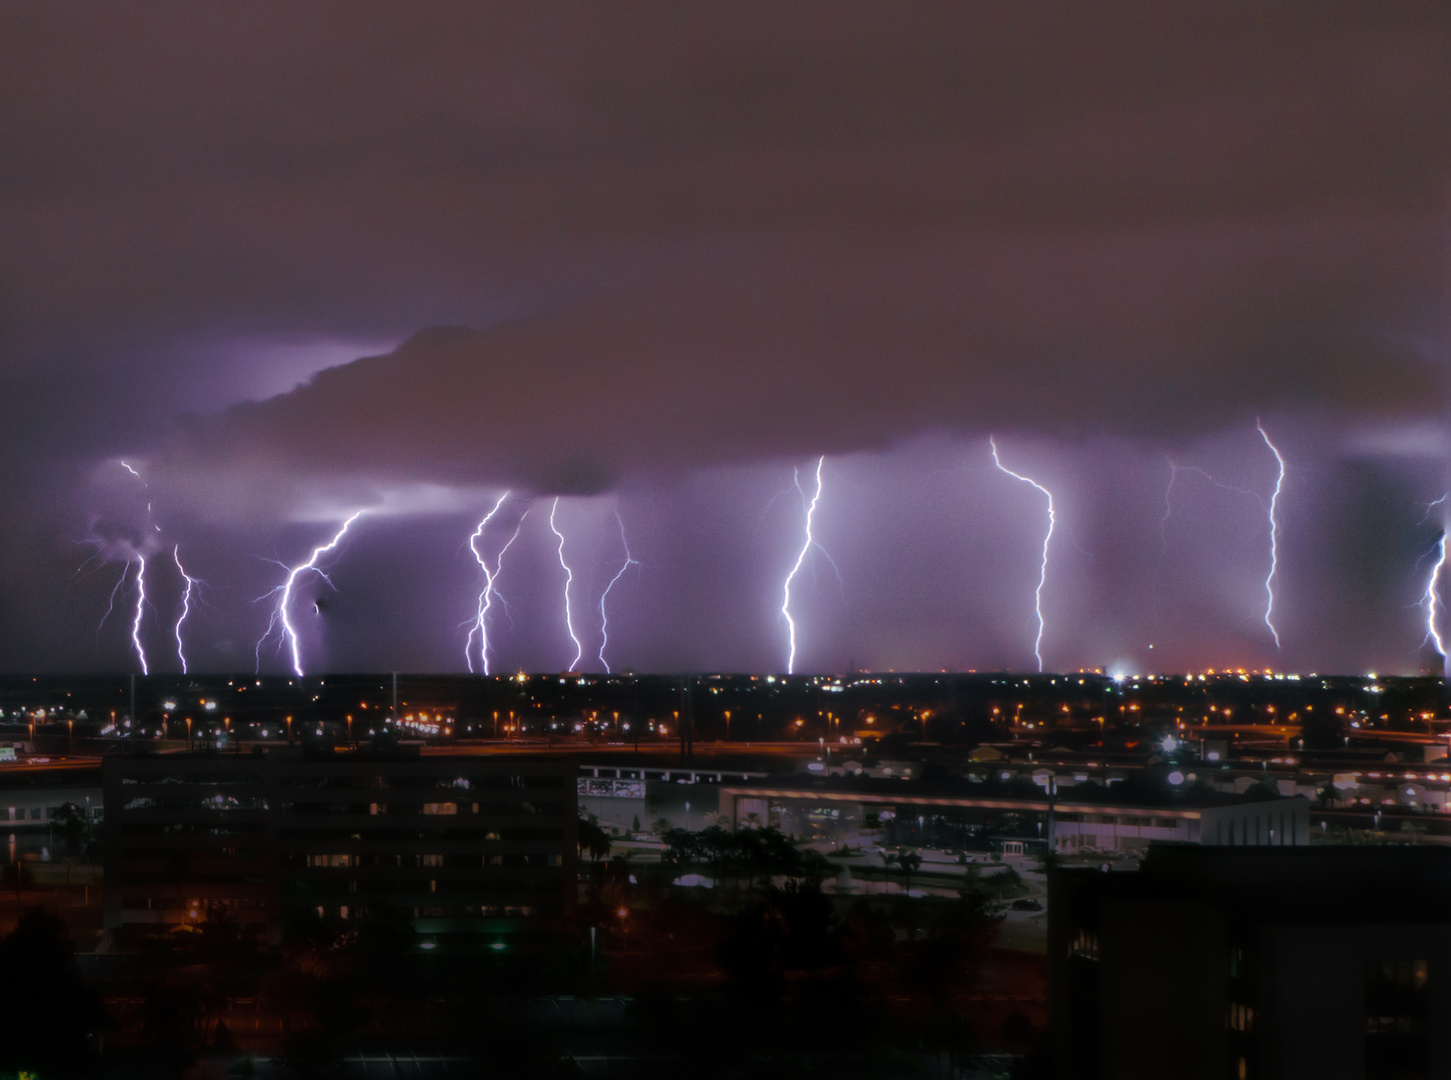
3;4;1450;676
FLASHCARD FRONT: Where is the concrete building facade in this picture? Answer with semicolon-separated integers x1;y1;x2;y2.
104;747;576;945
1049;846;1451;1080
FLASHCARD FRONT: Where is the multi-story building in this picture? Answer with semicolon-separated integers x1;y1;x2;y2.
1049;845;1451;1080
103;746;576;946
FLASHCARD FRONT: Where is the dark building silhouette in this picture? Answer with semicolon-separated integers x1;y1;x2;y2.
104;746;576;946
1049;846;1451;1080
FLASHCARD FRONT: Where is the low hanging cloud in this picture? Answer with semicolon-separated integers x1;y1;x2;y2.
155;217;1443;520
4;3;1449;520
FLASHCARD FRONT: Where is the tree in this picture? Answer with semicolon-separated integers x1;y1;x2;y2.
980;866;1023;903
53;801;91;859
0;909;104;1077
1244;778;1280;800
896;849;922;896
578;816;612;863
905;890;1003;1003
717;882;841;1005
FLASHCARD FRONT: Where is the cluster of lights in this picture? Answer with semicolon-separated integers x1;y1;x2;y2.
398;713;452;737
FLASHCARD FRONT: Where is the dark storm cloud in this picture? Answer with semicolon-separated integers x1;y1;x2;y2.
2;3;1450;674
2;3;1448;512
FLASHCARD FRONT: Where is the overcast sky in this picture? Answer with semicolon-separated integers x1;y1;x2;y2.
2;4;1449;676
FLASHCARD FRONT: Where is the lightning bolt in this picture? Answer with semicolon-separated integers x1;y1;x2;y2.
464;492;510;675
990;437;1055;673
1420;494;1447;526
172;545;200;675
1158;458;1180;557
1156;456;1268;627
96;561;130;641
1257;420;1286;648
1423;524;1448;661
598;511;640;674
781;456;826;675
120;461;143;482
129;553;149;676
550;498;583;671
256;510;365;677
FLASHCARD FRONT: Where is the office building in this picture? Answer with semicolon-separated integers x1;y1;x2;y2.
1049;846;1451;1080
103;746;576;946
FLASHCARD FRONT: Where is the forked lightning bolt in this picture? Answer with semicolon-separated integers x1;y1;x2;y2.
129;553;149;675
550;498;584;671
1257;420;1286;649
464;493;510;675
990;437;1055;673
1422;523;1448;660
1159;457;1265;550
256;511;365;677
173;546;201;675
781;456;826;675
598;512;639;674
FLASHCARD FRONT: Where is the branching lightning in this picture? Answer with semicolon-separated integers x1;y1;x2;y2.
1257;420;1286;649
550;498;583;671
129;553;149;675
172;545;201;675
598;512;640;674
256;511;365;677
464;492;510;675
990;437;1055;673
1420;494;1447;527
1422;520;1449;660
780;456;826;675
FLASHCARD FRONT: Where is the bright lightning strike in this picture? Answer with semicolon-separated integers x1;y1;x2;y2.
990;437;1055;674
780;456;826;676
1422;519;1448;660
1257;420;1286;649
120;461;143;481
465;493;510;675
257;511;365;677
598;512;639;674
129;553;149;676
173;545;200;675
550;498;583;672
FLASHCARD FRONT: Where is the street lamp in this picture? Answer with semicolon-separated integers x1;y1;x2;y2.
724;710;731;742
285;716;293;744
346;714;353;746
67;718;74;756
184;717;192;752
